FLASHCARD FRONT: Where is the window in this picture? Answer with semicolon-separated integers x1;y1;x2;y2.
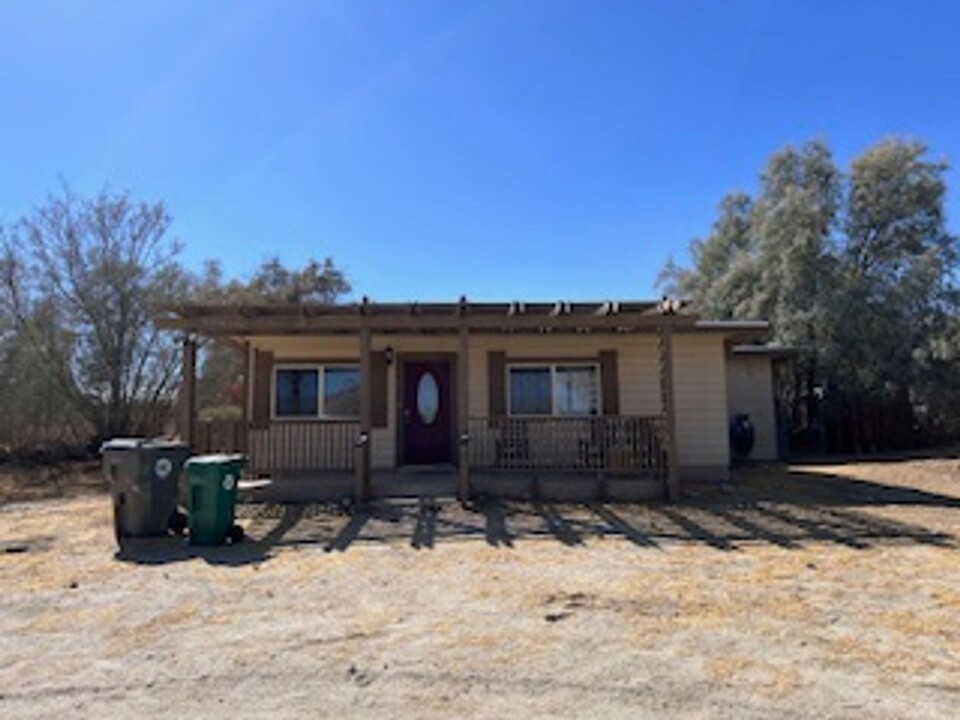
509;367;552;415
507;363;600;416
322;366;361;417
275;368;318;417
416;371;440;424
554;365;599;415
274;365;360;419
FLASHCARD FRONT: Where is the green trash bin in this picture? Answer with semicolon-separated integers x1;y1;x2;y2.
102;438;191;543
185;454;246;546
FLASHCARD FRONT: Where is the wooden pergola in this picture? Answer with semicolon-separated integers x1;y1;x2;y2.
157;298;696;334
156;298;768;503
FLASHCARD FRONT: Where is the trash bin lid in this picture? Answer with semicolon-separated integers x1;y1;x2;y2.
141;439;191;451
100;438;145;452
101;437;190;453
185;453;246;466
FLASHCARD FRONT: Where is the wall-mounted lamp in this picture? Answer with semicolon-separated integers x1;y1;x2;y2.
384;346;395;365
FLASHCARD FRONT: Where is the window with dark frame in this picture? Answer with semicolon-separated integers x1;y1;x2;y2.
273;365;361;419
507;363;599;416
274;368;319;417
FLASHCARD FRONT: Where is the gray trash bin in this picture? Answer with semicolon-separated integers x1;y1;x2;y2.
102;438;191;543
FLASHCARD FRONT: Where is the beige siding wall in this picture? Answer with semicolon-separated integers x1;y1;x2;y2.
672;334;730;478
248;332;730;474
726;355;777;461
249;335;361;360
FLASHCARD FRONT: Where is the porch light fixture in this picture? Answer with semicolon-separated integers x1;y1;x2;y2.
384;346;395;365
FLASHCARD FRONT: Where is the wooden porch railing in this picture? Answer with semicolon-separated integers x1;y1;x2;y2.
467;415;668;478
193;416;665;478
192;420;358;475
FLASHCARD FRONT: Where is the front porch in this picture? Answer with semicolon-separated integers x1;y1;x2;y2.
158;298;764;503
197;415;669;503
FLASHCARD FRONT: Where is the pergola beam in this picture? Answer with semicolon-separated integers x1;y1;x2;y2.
155;310;699;335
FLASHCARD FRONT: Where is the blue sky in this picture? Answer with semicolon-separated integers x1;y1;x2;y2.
1;0;958;301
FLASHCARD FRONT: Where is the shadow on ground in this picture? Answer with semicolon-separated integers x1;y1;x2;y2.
113;465;959;566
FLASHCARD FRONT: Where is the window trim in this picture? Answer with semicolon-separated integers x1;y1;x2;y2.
506;361;602;417
271;363;361;421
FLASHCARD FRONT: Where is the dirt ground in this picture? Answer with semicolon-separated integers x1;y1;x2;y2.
0;461;106;504
0;455;958;719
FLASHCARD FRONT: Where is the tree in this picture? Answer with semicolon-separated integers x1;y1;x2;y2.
0;187;189;440
658;192;758;319
196;341;245;421
197;256;351;305
193;257;352;418
0;300;89;452
750;140;839;346
0;186;354;453
827;140;959;447
750;141;840;444
660;137;959;451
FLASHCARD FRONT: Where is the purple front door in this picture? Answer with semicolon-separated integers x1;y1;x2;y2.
402;360;452;465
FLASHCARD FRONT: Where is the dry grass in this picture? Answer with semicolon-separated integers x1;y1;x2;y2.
0;461;106;504
0;454;958;718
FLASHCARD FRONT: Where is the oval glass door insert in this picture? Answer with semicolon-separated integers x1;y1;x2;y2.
416;372;440;425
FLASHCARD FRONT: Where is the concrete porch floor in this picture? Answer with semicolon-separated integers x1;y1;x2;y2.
239;467;666;504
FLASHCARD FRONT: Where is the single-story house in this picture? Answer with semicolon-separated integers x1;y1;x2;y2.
157;298;774;502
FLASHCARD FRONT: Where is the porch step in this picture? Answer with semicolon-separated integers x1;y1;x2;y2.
394;464;457;476
236;470;458;504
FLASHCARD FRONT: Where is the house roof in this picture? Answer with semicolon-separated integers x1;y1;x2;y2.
155;298;770;339
730;343;798;359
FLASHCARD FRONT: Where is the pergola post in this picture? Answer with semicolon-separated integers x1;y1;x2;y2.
355;325;373;505
180;335;197;447
658;317;680;501
240;340;251;453
457;325;470;502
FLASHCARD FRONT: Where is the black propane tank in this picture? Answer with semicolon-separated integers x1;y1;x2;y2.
729;413;755;459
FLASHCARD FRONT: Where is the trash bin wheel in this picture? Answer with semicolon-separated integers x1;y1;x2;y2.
227;524;245;544
168;511;188;536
